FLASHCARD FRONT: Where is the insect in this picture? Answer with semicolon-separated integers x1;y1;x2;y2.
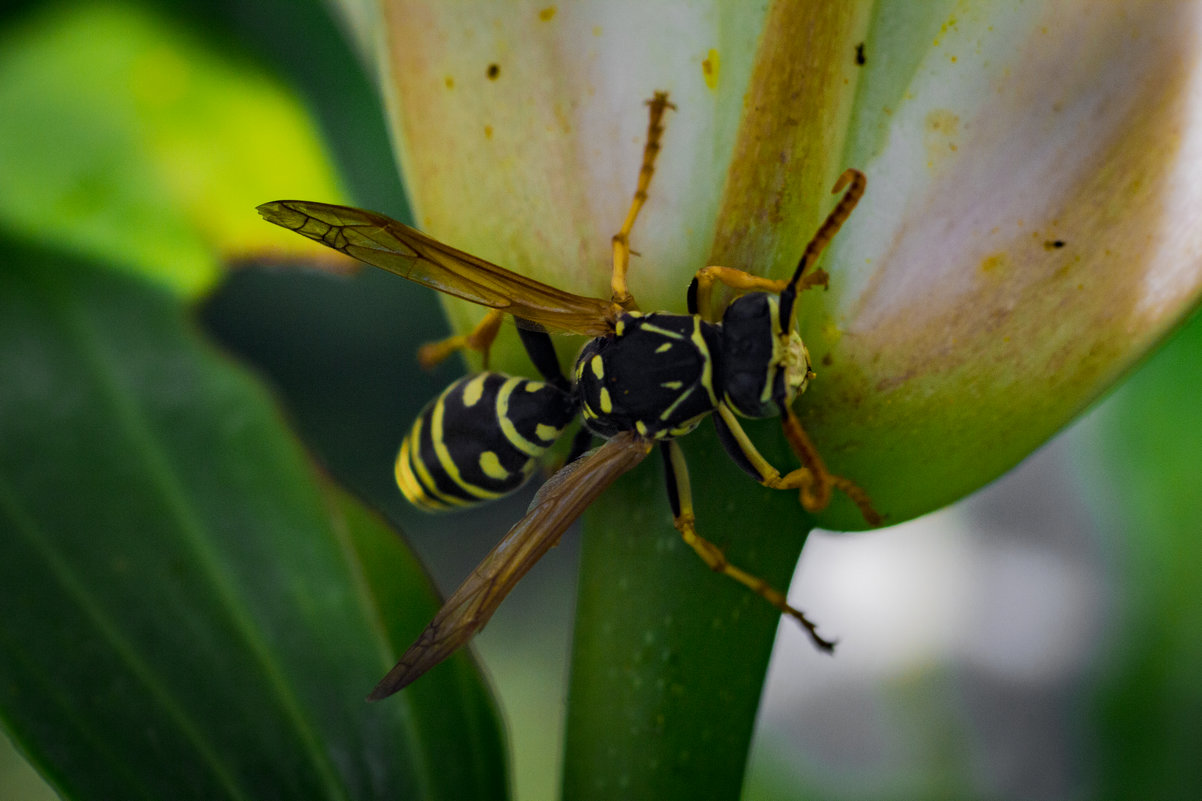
258;92;881;700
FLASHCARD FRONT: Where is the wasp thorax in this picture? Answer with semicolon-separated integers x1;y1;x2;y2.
575;312;723;440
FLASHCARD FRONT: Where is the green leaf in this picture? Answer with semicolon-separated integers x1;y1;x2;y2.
0;3;346;297
0;244;507;800
565;423;815;800
1076;308;1202;800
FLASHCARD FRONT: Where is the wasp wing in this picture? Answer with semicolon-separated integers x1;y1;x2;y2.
368;431;652;700
257;200;615;336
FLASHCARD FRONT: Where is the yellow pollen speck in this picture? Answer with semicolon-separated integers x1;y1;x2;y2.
923;109;960;169
702;49;720;90
538;6;556;21
478;451;509;481
981;252;1006;274
821;321;842;344
484;124;493;139
444;76;454;89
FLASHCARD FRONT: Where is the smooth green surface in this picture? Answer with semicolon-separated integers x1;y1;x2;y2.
0;245;507;800
1079;307;1202;800
565;422;817;800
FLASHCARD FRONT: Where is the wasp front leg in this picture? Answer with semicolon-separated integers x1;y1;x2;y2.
713;406;882;526
686;265;830;322
660;440;837;651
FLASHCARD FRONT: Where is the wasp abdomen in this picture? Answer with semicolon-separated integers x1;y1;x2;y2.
395;372;576;511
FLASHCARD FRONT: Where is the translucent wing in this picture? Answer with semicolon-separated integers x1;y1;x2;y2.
368;431;653;700
257;200;616;336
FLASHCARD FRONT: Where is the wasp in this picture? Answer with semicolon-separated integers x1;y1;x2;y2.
258;92;880;700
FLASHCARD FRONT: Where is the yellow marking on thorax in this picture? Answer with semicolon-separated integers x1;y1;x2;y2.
689;318;719;406
636;321;685;340
657;384;696;422
614;311;641;337
667;414;706;438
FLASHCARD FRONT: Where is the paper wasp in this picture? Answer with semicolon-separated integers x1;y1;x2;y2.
258;92;880;700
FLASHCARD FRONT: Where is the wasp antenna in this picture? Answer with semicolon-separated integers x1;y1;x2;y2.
788;168;866;290
779;169;867;328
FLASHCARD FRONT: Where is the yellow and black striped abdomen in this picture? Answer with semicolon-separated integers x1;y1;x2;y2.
395;372;577;511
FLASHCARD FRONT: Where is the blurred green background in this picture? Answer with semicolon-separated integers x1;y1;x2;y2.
2;2;1199;799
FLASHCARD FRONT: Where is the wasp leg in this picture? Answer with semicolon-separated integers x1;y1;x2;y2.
416;308;505;370
689;169;864;321
564;425;595;464
516;325;569;390
713;406;882;526
661;440;836;652
610;91;675;311
686;266;829;321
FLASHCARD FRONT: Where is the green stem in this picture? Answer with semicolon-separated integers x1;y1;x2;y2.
561;422;816;800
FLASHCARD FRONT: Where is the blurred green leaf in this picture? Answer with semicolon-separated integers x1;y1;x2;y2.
1077;308;1202;800
0;2;346;297
0;244;507;800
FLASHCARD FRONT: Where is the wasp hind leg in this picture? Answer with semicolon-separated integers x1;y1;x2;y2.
416;308;505;370
610;92;675;311
713;405;882;526
660;440;836;652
